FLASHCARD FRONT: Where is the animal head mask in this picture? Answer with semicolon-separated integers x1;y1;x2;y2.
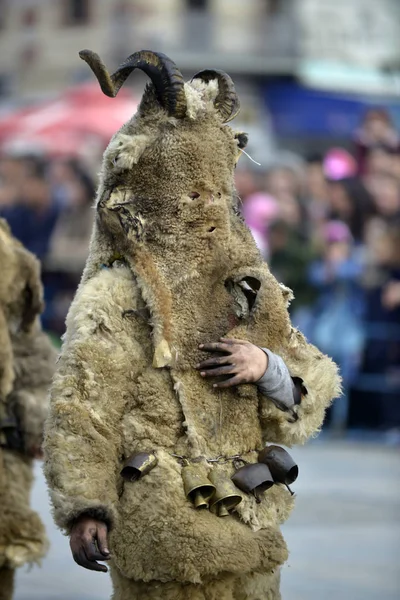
80;50;262;367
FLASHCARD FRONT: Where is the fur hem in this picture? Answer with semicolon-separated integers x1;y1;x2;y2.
0;509;48;569
49;491;117;534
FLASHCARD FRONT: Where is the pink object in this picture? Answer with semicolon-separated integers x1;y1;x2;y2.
242;193;280;257
323;220;352;244
0;83;138;157
242;193;280;232
323;148;357;181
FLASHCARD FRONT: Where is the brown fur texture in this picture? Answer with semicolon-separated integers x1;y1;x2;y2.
0;220;56;572
44;57;341;599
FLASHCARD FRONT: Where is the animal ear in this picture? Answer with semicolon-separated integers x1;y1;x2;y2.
279;283;294;308
235;132;248;150
234;132;249;165
106;133;151;172
191;69;240;122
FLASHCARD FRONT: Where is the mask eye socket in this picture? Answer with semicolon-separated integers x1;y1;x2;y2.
188;192;200;200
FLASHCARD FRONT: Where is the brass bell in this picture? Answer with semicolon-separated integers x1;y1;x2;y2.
216;504;230;517
208;470;242;517
231;462;274;503
182;464;216;509
258;445;298;494
120;451;158;482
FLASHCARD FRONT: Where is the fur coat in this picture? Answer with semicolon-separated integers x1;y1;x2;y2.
0;219;56;570
44;51;341;588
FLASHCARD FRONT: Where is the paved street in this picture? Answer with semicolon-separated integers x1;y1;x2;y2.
13;440;400;600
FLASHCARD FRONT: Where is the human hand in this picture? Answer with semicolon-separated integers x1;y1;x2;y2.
70;516;110;572
196;338;268;388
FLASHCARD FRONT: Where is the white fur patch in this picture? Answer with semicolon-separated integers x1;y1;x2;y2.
279;283;294;307
107;133;151;172
184;79;219;120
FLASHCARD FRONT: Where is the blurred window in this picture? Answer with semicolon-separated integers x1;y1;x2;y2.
186;0;208;10
183;0;211;51
0;0;7;29
63;0;91;26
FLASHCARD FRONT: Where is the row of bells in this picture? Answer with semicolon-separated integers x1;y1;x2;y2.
183;466;241;517
182;445;299;516
120;446;298;517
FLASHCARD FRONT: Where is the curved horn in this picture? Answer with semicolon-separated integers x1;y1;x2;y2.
191;69;240;123
79;49;187;118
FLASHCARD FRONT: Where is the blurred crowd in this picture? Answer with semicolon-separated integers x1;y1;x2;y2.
238;108;400;436
0;153;95;337
0;108;399;436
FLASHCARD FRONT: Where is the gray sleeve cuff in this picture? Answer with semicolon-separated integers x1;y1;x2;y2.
256;348;296;412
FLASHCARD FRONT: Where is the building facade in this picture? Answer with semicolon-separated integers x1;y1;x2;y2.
0;0;297;99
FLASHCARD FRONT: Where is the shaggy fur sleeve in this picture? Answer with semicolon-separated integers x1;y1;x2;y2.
9;323;57;454
259;328;341;446
44;267;143;534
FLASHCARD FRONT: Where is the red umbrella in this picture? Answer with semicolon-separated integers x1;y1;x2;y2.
0;83;138;156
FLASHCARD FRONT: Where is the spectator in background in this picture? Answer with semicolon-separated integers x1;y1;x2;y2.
322;148;363;244
367;173;400;222
241;192;280;259
268;219;316;317
0;157;60;259
307;221;365;430
0;153;45;208
390;151;400;180
234;166;260;204
350;220;400;437
39;160;96;336
364;146;396;178
326;177;376;244
47;159;95;270
0;155;24;201
353;107;400;176
303;153;330;227
246;157;316;318
264;164;305;232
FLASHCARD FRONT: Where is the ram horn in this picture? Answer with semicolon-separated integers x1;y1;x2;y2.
191;69;240;123
79;49;187;118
